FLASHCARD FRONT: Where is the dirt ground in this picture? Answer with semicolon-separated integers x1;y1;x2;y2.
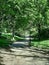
0;46;49;65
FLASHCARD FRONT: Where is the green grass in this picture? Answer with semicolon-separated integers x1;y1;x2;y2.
31;40;49;49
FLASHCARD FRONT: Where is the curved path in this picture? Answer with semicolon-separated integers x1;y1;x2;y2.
0;44;49;65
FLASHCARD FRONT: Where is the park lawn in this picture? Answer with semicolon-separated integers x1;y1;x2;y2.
31;40;49;49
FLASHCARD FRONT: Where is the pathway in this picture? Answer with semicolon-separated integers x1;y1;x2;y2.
0;46;49;65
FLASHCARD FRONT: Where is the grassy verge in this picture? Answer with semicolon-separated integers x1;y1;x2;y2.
31;40;49;49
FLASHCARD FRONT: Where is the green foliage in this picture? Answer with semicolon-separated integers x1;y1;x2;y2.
40;28;49;40
0;36;12;47
0;0;49;30
0;0;49;43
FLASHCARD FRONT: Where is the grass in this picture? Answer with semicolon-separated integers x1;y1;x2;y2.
31;40;49;49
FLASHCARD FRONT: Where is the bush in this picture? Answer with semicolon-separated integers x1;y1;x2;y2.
0;36;12;47
33;28;49;41
40;28;49;40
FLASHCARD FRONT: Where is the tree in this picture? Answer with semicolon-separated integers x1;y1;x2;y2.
0;0;49;42
33;0;48;40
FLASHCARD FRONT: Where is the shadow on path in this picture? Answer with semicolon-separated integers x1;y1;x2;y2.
11;43;28;48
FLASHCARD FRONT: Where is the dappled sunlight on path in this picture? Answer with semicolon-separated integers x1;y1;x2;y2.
0;46;49;65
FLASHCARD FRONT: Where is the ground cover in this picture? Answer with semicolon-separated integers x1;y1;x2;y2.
31;40;49;49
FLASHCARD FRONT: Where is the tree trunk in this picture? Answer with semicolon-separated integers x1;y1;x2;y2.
38;23;41;41
28;31;31;47
12;26;15;38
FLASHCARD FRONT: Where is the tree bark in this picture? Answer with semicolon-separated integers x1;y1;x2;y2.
28;31;31;47
38;23;41;41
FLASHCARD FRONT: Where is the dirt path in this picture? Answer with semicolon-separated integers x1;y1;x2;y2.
0;46;49;65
